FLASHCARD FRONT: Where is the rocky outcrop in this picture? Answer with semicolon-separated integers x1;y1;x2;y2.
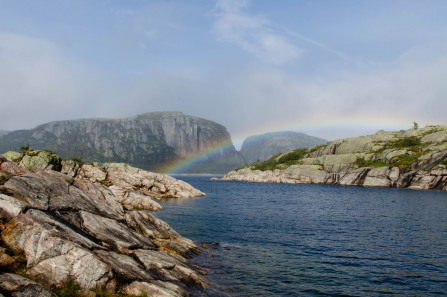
0;152;207;296
240;131;327;164
0;112;245;173
219;126;447;191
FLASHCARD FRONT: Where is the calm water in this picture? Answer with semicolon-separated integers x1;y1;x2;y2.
155;176;447;296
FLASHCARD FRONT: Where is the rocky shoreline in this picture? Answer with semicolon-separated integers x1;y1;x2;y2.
217;126;447;191
0;151;206;296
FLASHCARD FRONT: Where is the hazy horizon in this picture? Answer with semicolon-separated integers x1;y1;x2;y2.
1;0;447;148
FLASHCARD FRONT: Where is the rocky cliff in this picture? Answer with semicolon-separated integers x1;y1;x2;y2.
218;126;447;191
0;150;207;296
0;112;245;173
240;131;327;164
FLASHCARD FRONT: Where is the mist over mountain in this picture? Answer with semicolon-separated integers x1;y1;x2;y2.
240;131;327;164
0;130;9;136
0;112;244;173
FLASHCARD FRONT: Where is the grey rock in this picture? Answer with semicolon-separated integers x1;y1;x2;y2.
0;273;56;297
94;250;153;282
135;249;206;287
121;281;184;297
79;211;155;251
2;209;103;254
125;211;198;256
0;194;29;220
220;126;447;191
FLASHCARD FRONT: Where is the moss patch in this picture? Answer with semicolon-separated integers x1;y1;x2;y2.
250;148;308;171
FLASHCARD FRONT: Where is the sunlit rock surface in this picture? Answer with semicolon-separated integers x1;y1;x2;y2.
219;126;447;191
0;152;207;296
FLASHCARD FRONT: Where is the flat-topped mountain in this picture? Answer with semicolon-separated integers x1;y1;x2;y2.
219;126;447;191
240;131;327;164
0;112;245;173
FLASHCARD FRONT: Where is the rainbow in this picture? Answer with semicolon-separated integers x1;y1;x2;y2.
164;112;437;174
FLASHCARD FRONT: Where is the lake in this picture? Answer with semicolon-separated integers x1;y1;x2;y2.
155;176;447;296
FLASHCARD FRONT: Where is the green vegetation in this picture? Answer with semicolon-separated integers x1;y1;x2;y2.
390;136;421;148
0;175;9;185
413;122;419;129
305;144;328;155
354;158;388;168
441;159;447;166
71;157;84;166
13;254;28;277
20;144;30;152
251;148;308;171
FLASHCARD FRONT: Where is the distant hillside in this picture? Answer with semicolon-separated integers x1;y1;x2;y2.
0;130;8;136
240;131;327;164
0;112;245;173
219;126;447;191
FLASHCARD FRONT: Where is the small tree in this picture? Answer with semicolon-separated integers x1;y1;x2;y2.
413;122;419;130
20;144;30;152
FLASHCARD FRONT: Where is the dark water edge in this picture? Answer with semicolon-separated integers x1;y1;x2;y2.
156;176;447;296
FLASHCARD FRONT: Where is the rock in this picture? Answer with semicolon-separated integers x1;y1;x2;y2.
124;211;199;256
0;247;18;271
79;211;155;251
108;186;162;211
19;151;62;172
0;273;57;297
3;151;23;162
0;152;207;296
94;250;153;282
0;159;30;176
134;249;206;287
60;160;81;177
77;164;107;183
219;126;447;191
0;194;29;220
4;171;122;220
2;209;103;254
72;180;124;216
121;281;183;297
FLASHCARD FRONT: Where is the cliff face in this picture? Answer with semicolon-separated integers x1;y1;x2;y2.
219;126;447;191
240;131;327;164
0;151;206;296
0;112;244;173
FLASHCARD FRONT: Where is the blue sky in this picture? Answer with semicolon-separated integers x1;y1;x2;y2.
1;0;447;147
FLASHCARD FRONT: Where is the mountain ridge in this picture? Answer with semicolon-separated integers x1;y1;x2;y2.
240;131;327;164
0;112;245;173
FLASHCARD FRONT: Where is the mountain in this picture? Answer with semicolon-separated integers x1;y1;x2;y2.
240;131;327;164
0;130;8;136
0;112;245;173
218;126;447;191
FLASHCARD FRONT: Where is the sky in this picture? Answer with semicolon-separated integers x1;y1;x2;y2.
1;0;447;149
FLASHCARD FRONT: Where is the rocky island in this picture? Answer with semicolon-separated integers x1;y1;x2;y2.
0;150;206;296
218;126;447;191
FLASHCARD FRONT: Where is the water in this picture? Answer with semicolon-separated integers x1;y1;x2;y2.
155;176;447;296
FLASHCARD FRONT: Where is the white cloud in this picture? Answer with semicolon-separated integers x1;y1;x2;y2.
213;0;302;65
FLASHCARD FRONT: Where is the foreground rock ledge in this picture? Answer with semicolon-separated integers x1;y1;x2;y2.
217;126;447;191
0;152;206;296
